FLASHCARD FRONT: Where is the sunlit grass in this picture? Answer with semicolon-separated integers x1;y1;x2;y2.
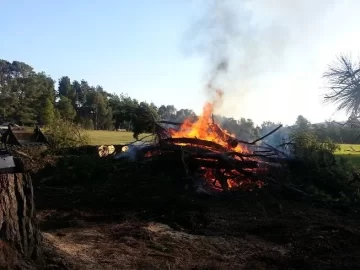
85;130;153;145
335;144;360;167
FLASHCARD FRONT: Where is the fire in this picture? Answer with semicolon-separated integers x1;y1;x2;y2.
161;89;263;192
169;89;244;153
200;166;264;191
132;88;267;193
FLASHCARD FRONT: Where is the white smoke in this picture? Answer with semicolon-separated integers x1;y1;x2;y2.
183;0;337;120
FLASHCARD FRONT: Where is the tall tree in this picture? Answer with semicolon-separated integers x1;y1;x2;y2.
84;87;113;130
79;80;90;105
57;96;76;120
0;60;13;121
295;115;310;131
11;61;34;78
0;60;13;85
41;97;55;125
11;75;45;125
58;76;75;103
72;80;82;107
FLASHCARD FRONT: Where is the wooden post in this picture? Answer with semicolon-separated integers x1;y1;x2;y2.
0;173;42;269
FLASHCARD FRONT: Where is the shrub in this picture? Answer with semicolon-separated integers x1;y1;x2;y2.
288;131;360;203
45;112;89;148
291;131;339;166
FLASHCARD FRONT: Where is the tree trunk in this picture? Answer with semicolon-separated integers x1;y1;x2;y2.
0;173;42;269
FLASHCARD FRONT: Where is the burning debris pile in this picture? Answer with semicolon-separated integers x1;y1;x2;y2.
111;91;298;195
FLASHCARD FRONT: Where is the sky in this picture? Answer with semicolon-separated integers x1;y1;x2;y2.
1;0;360;125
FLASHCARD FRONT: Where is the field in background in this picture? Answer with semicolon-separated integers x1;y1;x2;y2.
335;143;360;167
86;130;153;145
335;144;360;154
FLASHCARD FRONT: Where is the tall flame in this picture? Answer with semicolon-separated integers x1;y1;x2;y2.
170;89;244;152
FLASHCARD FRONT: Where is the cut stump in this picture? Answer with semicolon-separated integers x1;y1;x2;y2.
0;173;42;269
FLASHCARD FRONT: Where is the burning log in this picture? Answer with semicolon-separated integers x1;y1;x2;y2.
160;137;229;152
209;123;239;148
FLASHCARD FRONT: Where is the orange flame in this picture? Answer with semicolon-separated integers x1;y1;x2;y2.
170;89;244;152
161;88;263;191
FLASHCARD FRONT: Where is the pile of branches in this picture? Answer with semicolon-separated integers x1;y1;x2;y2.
113;108;308;196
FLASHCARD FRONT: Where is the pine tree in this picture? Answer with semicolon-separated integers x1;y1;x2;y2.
57;96;76;120
42;98;55;125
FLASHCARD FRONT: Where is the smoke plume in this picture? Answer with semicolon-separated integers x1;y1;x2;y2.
183;0;335;118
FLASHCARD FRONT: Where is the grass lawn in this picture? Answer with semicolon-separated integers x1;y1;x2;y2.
85;130;153;145
335;144;360;167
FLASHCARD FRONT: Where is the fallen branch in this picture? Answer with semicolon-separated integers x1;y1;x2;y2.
11;149;34;161
251;125;283;145
158;120;183;126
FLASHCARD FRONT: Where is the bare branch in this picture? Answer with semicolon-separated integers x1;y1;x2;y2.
323;53;360;115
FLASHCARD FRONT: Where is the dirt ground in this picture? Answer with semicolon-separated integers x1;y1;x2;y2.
36;203;360;270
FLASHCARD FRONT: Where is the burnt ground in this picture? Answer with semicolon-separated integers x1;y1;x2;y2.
11;147;360;269
36;202;360;270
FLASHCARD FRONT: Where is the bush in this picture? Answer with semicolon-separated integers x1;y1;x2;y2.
288;131;360;203
291;132;339;166
45;113;89;148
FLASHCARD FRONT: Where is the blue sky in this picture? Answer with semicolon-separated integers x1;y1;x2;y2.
1;0;360;125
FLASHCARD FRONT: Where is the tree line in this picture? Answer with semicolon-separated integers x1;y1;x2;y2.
1;58;360;144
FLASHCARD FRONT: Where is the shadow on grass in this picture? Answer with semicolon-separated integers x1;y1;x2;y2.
336;154;360;168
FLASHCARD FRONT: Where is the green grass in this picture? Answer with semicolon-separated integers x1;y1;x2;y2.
335;144;360;167
85;130;153;145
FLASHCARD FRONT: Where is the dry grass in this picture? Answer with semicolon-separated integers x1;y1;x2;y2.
41;220;289;270
38;204;360;270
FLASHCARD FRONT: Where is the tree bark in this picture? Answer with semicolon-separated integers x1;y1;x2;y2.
0;173;42;269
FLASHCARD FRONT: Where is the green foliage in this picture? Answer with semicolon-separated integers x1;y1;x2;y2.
41;98;55;125
45;112;89;148
215;115;261;141
131;103;159;139
291;131;339;159
288;114;360;145
295;115;310;131
57;96;76;120
288;131;360;203
85;88;113;130
58;76;76;103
